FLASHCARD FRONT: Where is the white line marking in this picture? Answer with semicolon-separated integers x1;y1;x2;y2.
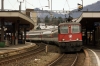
89;49;100;66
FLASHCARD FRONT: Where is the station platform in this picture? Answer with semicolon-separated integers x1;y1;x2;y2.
0;42;36;56
84;46;100;66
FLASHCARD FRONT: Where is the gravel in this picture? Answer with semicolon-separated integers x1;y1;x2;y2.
2;45;60;66
26;52;60;66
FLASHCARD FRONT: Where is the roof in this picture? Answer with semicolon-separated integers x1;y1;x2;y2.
76;11;100;29
76;11;100;23
0;11;35;30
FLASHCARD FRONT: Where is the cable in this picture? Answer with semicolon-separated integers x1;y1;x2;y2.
8;0;16;10
25;0;27;10
38;0;42;7
25;0;36;7
66;0;70;11
63;0;67;9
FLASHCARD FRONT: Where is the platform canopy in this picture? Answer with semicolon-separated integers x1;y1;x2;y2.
76;11;100;30
0;11;35;30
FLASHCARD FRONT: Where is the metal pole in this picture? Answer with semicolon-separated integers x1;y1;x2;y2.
1;0;4;11
45;45;48;53
17;0;24;12
51;0;52;24
51;0;52;12
82;0;83;7
63;8;64;13
19;2;21;12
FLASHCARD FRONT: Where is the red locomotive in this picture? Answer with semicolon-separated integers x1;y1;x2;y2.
58;22;82;52
26;22;83;52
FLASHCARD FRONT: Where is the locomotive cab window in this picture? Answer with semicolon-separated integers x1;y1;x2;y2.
59;25;68;34
71;25;80;33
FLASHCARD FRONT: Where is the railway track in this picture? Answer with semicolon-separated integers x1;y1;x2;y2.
48;53;78;66
0;43;86;66
0;44;45;66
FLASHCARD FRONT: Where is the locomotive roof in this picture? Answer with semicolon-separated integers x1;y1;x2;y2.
59;22;80;26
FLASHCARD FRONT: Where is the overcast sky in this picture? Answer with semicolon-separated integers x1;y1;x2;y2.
0;0;99;11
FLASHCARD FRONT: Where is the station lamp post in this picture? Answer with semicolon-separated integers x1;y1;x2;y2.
17;0;24;12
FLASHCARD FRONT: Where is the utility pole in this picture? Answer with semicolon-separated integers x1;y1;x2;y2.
82;0;83;7
1;0;4;11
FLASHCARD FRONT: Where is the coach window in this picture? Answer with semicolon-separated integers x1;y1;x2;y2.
60;25;68;34
71;25;80;33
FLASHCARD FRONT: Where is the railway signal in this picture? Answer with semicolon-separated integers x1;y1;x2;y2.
77;0;83;11
78;3;83;11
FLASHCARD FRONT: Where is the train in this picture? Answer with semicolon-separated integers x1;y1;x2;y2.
26;22;83;52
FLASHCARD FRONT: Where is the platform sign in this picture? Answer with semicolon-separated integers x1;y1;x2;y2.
94;22;100;26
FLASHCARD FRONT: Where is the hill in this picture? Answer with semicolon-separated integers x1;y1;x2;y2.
34;1;100;19
70;1;100;18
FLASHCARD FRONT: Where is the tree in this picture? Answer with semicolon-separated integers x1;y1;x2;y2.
57;17;63;24
37;17;41;24
44;16;50;25
52;17;58;25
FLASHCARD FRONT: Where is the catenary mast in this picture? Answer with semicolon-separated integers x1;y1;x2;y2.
1;0;4;11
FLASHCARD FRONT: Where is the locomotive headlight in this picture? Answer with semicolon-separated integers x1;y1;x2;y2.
76;38;79;41
69;35;72;38
62;39;65;41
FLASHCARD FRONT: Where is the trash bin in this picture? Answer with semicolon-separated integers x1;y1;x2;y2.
0;41;5;47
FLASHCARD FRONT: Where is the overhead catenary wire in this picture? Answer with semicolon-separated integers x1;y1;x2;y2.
25;0;27;10
25;0;47;10
8;0;17;10
62;0;71;14
38;0;42;8
63;0;67;10
66;0;70;11
25;0;36;8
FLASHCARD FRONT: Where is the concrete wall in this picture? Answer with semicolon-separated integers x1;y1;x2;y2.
30;11;37;30
25;9;37;30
